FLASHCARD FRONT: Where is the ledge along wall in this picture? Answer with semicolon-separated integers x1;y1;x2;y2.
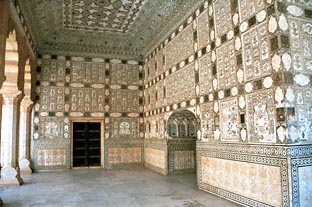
32;55;145;170
143;0;312;206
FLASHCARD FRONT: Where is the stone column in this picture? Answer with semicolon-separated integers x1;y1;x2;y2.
0;91;23;186
18;98;32;174
19;59;32;174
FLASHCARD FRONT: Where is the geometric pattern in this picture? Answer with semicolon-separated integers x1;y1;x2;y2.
63;0;145;33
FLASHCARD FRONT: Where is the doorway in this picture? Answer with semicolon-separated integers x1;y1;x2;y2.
72;122;102;167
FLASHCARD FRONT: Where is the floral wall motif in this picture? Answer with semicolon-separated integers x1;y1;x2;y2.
219;99;240;141
247;90;276;142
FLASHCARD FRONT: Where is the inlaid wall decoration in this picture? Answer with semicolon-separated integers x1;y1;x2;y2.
217;40;237;89
110;118;139;139
108;147;142;164
155;48;165;74
146;56;156;81
239;0;266;22
219;99;240;141
111;64;140;85
110;90;139;112
71;61;106;83
198;54;213;95
41;59;66;82
39;117;64;139
289;18;312;72
34;55;143;169
199;102;214;140
155;80;166;108
165;25;194;69
242;22;271;81
197;10;210;50
283;2;312;146
70;88;105;112
166;63;196;104
213;0;232;39
246;90;276;142
118;0;312;206
40;87;64;112
37;149;66;166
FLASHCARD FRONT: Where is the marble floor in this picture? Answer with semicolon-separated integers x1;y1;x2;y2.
0;168;241;207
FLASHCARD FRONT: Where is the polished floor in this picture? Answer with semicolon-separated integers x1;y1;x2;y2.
0;168;241;207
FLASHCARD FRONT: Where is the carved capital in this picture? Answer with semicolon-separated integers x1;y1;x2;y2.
0;89;22;105
20;97;33;109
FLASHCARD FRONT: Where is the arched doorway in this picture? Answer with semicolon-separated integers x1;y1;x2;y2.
167;110;197;174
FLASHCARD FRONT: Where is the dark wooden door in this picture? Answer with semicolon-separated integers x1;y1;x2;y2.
73;122;101;167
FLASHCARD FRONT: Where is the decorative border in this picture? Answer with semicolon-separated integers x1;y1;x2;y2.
197;148;289;207
199;183;273;207
288;145;312;158
291;157;312;207
38;54;144;66
197;142;312;159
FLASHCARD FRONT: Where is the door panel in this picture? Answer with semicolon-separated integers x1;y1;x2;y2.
73;122;101;167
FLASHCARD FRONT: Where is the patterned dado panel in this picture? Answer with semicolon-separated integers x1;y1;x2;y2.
144;139;168;175
168;139;196;175
201;157;282;206
105;139;144;169
33;54;144;170
197;143;289;207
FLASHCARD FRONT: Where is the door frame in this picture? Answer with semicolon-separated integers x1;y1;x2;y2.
70;118;104;169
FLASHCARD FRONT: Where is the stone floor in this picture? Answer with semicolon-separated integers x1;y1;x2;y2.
0;168;241;207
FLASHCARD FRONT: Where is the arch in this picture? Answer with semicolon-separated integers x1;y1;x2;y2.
167;110;197;139
168;119;178;138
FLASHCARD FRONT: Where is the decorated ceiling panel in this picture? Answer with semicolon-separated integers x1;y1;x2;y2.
63;0;145;33
17;0;204;59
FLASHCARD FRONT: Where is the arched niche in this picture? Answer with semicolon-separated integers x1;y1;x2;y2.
167;110;197;139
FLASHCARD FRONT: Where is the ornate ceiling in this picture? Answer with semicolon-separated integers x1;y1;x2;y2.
18;0;204;60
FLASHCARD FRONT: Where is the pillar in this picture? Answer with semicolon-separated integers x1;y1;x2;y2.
0;92;23;186
19;59;32;174
0;30;23;186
